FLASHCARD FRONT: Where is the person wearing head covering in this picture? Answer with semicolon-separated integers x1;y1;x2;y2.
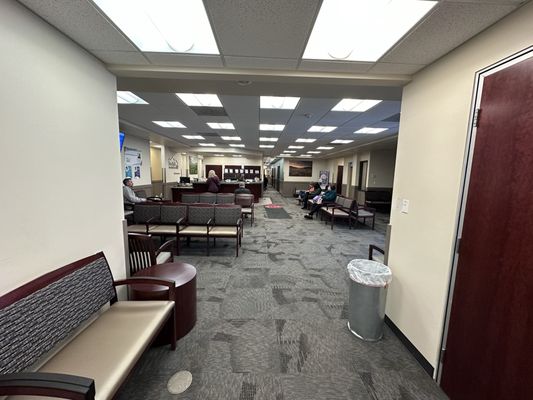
206;170;221;193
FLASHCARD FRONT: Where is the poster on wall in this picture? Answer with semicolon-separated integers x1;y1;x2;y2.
124;147;142;179
319;170;330;187
189;155;198;175
288;160;312;177
168;154;179;169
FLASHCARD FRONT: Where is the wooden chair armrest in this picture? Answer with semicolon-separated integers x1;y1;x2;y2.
0;372;95;400
157;239;176;255
114;277;176;300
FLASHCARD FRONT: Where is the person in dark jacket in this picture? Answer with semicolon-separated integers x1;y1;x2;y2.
234;181;251;195
304;185;337;219
301;182;321;209
206;170;221;193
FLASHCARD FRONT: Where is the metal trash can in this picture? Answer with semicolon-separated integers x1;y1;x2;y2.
347;259;392;341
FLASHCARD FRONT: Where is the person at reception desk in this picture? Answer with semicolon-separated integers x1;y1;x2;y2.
206;170;221;193
123;178;146;205
234;181;251;195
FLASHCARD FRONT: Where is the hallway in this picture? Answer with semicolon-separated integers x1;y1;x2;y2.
118;190;447;399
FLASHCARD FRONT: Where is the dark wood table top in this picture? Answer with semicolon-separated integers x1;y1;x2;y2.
132;262;197;293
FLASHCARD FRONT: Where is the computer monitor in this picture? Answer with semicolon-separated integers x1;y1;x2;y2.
179;176;191;184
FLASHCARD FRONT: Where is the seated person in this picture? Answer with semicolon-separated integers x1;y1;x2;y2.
304;185;337;219
123;178;146;205
298;182;314;200
301;182;321;209
234;181;251;195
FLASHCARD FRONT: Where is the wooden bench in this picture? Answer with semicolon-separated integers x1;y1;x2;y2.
320;196;376;230
0;252;176;400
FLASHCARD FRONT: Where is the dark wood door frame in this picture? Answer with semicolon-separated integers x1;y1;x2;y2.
336;165;344;196
438;47;533;398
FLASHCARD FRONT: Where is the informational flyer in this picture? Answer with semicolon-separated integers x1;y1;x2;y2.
124;147;142;179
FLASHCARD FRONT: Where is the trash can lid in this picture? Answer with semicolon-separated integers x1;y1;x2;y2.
347;259;392;287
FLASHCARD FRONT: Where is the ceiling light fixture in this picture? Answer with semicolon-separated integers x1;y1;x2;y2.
307;125;337;133
176;93;222;107
153;121;186;128
284;151;296;153
355;127;388;134
93;0;219;54
207;122;235;130
317;146;334;150
260;137;278;142
221;136;241;141
260;145;275;148
229;144;245;147
260;96;300;110
117;91;148;104
182;135;205;140
259;124;285;131
288;146;304;149
295;138;316;143
307;151;321;154
299;154;312;157
332;99;382;112
303;0;437;62
331;139;353;144
198;143;215;146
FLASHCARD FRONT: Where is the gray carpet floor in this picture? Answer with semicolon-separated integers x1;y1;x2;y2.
117;189;448;400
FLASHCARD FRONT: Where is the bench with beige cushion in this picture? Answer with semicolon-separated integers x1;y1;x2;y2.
0;252;176;400
320;196;356;230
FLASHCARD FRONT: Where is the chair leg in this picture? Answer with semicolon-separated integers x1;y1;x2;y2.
236;236;239;257
176;235;181;255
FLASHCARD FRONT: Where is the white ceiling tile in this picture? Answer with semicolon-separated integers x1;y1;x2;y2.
225;56;298;70
144;53;223;67
92;51;150;65
368;63;425;75
381;2;518;65
18;0;137;51
205;0;320;58
299;61;373;74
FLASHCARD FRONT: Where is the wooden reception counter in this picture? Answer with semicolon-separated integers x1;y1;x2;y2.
171;182;262;203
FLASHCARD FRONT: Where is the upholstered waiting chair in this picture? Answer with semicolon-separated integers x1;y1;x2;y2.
216;193;235;204
181;193;200;203
127;233;175;276
199;192;217;204
235;194;254;226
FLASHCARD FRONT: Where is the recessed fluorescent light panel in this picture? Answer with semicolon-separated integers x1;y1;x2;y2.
260;96;300;109
221;136;241;141
288;146;304;149
307;151;321;154
260;145;275;148
260;124;285;131
317;146;334;150
283;151;296;154
153;121;186;128
93;0;219;54
259;137;278;142
303;0;437;62
295;138;316;143
299;155;312;157
207;122;235;130
332;99;382;112
117;91;148;104
176;93;222;107
307;125;337;133
355;127;388;134
331;140;353;144
182;135;205;140
229;144;245;147
198;143;215;146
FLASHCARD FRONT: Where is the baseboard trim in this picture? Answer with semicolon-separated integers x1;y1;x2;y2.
384;315;434;377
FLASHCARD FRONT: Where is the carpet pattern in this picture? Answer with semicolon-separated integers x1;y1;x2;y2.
117;190;447;400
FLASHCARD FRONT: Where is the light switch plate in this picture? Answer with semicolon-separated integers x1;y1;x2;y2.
401;199;409;213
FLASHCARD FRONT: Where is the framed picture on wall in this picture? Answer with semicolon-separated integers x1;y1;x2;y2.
288;160;312;177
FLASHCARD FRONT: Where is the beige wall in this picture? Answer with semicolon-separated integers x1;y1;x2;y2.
368;149;396;188
0;1;125;294
387;1;533;371
150;147;163;181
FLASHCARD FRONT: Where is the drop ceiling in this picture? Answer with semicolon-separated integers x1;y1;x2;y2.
18;0;528;159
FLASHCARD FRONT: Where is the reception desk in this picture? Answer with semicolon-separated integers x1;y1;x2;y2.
172;182;262;203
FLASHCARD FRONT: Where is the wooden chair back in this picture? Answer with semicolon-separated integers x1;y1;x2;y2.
128;233;157;275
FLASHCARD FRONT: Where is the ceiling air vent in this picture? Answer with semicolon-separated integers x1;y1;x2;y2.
191;107;228;116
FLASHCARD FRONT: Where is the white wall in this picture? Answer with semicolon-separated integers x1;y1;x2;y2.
0;0;125;294
121;135;151;186
203;155;263;179
368;149;396;188
387;2;533;370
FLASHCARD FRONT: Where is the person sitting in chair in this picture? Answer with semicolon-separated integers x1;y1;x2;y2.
234;181;251;195
304;185;337;219
301;182;321;209
123;178;146;205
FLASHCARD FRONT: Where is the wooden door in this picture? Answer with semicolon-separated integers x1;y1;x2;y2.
440;55;533;399
205;164;222;180
336;165;344;196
